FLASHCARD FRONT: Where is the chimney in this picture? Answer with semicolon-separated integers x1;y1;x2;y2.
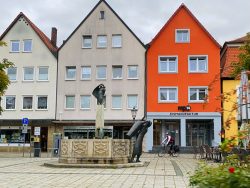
51;27;57;47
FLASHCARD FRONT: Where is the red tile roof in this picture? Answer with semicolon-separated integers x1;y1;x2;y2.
0;12;57;57
220;34;249;78
148;4;221;48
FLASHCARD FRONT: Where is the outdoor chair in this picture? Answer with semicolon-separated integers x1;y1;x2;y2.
199;146;205;159
204;145;213;160
192;146;199;159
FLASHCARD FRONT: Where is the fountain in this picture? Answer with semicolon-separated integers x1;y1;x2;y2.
47;84;151;167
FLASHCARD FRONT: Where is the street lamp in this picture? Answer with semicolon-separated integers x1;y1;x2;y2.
131;106;138;121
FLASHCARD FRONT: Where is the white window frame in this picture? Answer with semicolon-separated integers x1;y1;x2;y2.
127;65;139;79
65;66;76;80
7;67;17;82
22;96;33;110
97;35;107;48
10;40;20;52
158;87;178;103
112;34;122;48
188;55;208;73
175;29;190;43
23;67;34;81
65;95;75;110
112;65;123;80
5;95;16;110
23;39;32;52
158;56;178;73
81;66;91;80
127;95;138;109
112;95;122;109
188;86;208;103
37;95;48;110
80;95;91;110
38;66;49;81
82;35;92;49
96;65;107;80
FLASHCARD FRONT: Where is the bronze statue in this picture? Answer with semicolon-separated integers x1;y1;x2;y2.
127;120;152;162
92;84;106;105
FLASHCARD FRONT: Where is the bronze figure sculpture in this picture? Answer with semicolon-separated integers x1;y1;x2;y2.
92;84;106;105
127;120;152;162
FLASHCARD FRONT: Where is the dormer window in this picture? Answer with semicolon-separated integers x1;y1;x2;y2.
100;11;105;19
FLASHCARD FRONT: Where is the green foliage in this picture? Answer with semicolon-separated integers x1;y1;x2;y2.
231;33;250;78
0;41;14;112
190;156;250;188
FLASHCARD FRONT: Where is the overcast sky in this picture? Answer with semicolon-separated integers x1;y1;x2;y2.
1;0;249;47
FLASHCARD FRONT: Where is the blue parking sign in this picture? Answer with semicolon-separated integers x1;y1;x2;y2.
22;118;29;125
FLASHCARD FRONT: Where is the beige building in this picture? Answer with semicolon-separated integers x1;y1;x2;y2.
0;13;57;151
56;0;146;139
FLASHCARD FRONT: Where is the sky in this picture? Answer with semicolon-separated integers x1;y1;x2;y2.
0;0;250;47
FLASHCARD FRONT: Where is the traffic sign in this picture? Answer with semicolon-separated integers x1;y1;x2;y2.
22;126;28;134
22;118;29;125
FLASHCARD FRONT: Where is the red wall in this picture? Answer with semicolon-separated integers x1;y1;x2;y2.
147;6;221;113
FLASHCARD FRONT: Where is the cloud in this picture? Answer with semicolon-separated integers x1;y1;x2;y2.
1;0;250;46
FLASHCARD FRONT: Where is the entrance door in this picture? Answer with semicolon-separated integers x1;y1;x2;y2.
163;120;180;146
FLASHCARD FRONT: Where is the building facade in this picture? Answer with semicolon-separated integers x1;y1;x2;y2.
0;13;57;151
56;0;145;140
220;34;250;139
146;4;221;151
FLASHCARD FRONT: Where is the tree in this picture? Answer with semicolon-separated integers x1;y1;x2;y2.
231;33;250;78
0;41;14;113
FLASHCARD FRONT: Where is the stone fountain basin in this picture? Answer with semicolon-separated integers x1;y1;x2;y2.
59;139;132;164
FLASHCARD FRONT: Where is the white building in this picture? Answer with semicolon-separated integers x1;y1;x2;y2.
0;12;57;151
56;0;146;139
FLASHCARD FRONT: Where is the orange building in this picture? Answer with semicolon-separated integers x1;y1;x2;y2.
146;4;221;151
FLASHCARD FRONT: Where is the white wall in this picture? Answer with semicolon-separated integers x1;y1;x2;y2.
0;16;57;120
57;1;145;121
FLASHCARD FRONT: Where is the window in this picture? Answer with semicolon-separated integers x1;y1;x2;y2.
10;40;20;52
82;35;92;48
176;29;190;43
65;95;75;109
112;65;122;79
97;35;107;48
127;95;138;109
112;95;122;109
7;67;17;81
5;96;16;110
100;11;105;19
158;87;178;102
23;39;32;52
38;67;48;81
80;95;91;109
189;56;208;73
189;87;208;102
23;67;34;81
81;66;91;80
112;35;122;48
23;96;33;110
128;65;138;79
37;96;48;110
66;66;76;80
96;66;107;79
158;56;178;73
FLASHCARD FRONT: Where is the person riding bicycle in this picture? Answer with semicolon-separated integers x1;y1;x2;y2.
161;133;176;156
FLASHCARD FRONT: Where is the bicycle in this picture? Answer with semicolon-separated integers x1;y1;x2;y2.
158;144;180;157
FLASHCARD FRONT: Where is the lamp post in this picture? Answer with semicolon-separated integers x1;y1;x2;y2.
131;106;138;122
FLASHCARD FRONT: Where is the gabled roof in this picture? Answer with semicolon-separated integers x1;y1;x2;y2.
148;3;221;48
0;12;57;57
58;0;145;51
220;34;250;79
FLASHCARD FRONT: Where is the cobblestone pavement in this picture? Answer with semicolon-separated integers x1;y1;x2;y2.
0;153;198;188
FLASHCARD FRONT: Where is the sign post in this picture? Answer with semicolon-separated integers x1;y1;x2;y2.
22;118;29;157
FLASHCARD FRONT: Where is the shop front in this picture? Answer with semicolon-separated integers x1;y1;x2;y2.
146;112;221;151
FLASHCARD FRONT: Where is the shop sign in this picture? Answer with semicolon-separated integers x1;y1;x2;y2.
34;127;40;136
170;112;199;116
